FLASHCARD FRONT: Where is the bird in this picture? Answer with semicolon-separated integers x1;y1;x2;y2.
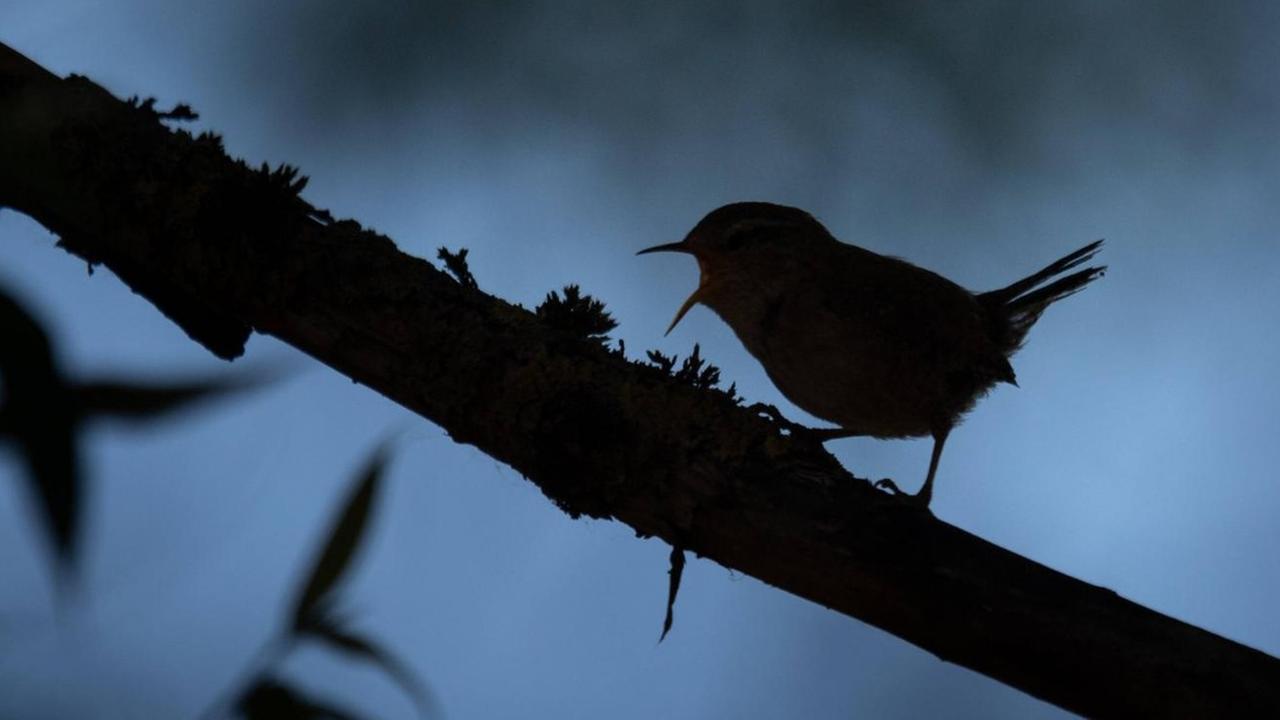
638;202;1104;508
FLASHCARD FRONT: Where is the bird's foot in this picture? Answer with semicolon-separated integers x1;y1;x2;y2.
747;403;858;444
747;402;808;436
874;478;904;495
873;478;932;510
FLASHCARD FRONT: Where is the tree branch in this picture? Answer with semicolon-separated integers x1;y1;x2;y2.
2;43;1276;716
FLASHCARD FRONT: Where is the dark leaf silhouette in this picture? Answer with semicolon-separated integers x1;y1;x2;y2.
2;279;282;596
71;369;280;425
236;678;362;720
292;443;388;629
0;286;80;585
298;610;436;718
1;282;285;592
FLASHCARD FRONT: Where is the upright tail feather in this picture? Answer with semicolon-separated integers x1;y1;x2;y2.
981;239;1104;306
979;240;1106;355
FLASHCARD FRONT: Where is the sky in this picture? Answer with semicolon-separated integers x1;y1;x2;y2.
2;2;1279;718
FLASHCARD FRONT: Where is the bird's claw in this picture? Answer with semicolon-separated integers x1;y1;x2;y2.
874;478;904;495
747;402;807;435
747;403;858;445
874;479;933;510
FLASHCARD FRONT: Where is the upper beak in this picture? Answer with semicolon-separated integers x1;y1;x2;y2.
637;240;704;336
636;240;693;256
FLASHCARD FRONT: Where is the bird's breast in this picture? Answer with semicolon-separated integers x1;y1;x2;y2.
705;279;987;438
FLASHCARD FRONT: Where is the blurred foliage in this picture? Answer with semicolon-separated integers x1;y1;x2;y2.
0;284;278;590
0;285;78;588
236;679;361;720
292;446;386;630
216;440;434;720
0;284;433;718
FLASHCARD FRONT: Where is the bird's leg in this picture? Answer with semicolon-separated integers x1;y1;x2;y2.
913;428;949;508
875;427;949;508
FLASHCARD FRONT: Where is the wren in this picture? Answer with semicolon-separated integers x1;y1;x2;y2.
639;202;1104;508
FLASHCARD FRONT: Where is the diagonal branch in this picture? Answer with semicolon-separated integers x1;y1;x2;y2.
2;43;1277;717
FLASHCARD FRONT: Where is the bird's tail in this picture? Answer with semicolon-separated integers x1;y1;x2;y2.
978;240;1106;355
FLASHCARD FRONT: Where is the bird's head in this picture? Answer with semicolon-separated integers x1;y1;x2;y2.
638;202;830;335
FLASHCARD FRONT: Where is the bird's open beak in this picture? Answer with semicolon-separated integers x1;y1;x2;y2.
636;240;705;336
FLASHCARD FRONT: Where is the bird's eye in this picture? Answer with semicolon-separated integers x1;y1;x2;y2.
722;221;783;250
723;229;750;250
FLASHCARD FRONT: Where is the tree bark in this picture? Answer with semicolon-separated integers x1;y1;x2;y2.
2;43;1276;717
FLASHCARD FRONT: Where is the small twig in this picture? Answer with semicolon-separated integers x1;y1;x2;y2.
659;544;686;643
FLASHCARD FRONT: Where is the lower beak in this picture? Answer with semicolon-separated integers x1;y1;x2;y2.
665;282;705;336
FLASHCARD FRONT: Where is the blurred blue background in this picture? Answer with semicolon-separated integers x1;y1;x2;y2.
3;2;1279;718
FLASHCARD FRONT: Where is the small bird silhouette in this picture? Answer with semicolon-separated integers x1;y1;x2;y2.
639;202;1104;507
